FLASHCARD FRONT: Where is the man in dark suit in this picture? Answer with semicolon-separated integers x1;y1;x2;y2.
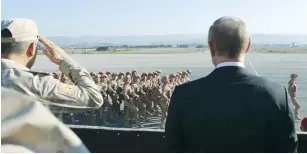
165;16;298;153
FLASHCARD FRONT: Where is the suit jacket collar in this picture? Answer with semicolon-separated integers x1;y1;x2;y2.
216;62;245;68
208;66;251;81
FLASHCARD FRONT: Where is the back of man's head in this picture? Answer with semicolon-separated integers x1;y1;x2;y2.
208;16;250;59
1;18;39;68
301;117;307;132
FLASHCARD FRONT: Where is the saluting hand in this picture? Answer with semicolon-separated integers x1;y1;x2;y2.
39;37;69;65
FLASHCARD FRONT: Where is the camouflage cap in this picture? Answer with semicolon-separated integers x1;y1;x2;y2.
169;74;176;78
100;74;107;78
161;75;168;81
135;75;141;78
123;76;130;82
93;75;99;79
1;18;39;43
290;73;298;78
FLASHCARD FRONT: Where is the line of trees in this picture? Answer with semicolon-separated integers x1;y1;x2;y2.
94;44;206;51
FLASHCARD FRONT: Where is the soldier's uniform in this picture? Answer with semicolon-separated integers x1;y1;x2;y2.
1;18;103;113
1;58;103;112
159;76;172;128
1;87;89;153
288;73;301;120
168;74;177;92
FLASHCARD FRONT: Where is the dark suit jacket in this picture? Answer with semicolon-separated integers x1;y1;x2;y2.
165;66;298;153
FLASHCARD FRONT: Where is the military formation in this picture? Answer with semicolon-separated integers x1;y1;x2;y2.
2;18;303;133
52;69;192;128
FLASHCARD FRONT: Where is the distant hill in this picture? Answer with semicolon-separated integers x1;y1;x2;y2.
47;34;307;46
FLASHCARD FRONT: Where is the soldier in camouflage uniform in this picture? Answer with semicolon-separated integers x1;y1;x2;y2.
1;18;103;114
116;72;125;115
186;70;191;82
160;75;172;128
131;69;137;81
105;71;111;80
168;74;177;92
1;88;89;153
123;75;142;128
288;73;301;120
109;72;120;118
180;71;189;84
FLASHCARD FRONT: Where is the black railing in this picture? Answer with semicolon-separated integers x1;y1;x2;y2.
69;125;307;153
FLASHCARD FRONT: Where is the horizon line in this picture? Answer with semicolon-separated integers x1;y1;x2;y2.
46;33;307;38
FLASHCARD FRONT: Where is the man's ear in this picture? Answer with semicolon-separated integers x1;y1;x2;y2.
26;42;37;57
208;41;215;57
245;38;251;53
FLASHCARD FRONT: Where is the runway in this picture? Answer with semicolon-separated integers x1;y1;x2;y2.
33;52;307;131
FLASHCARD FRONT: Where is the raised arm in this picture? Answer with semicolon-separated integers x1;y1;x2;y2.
35;37;103;112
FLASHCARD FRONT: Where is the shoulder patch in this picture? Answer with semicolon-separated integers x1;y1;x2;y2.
79;71;90;78
57;83;77;98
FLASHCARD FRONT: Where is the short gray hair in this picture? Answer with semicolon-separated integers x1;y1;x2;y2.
208;16;249;58
1;41;33;55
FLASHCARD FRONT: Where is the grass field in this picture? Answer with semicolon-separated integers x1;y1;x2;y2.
252;47;307;54
38;48;204;55
38;47;307;55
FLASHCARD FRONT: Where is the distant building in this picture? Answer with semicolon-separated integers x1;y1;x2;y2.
290;42;297;47
267;42;271;47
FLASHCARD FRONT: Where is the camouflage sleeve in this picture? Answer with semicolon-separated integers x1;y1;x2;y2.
139;84;146;95
108;82;116;93
37;59;103;113
122;85;131;100
162;86;170;101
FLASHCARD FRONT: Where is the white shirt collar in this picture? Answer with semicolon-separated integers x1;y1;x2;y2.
216;62;245;68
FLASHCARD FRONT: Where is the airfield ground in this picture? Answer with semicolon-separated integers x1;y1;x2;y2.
38;47;307;55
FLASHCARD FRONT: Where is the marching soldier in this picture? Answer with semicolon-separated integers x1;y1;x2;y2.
160;76;172;128
123;75;142;128
288;73;301;120
109;73;120;118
